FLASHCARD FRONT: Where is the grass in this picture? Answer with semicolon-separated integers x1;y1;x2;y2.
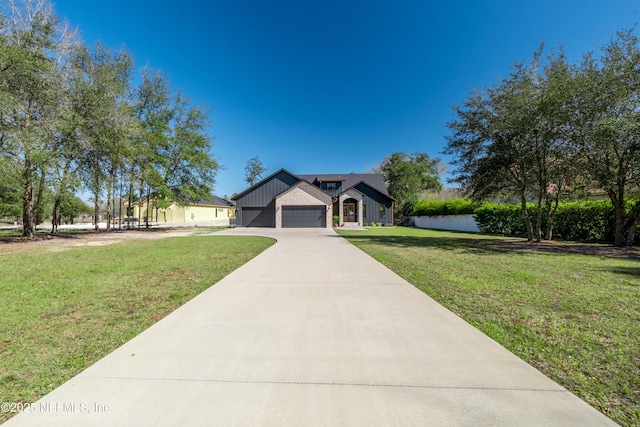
0;235;274;423
338;227;640;427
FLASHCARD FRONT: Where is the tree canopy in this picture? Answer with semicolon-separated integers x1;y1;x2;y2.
0;0;220;235
377;152;442;222
445;29;640;246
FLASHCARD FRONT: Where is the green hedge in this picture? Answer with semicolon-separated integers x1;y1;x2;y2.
473;200;618;241
552;200;616;241
473;203;534;236
413;199;632;243
412;199;479;217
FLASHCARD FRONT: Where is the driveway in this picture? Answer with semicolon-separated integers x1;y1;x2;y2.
6;228;615;426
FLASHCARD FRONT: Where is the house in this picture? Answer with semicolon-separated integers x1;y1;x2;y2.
122;195;234;226
232;169;395;228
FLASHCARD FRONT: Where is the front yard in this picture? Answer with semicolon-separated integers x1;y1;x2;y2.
0;233;274;424
338;227;639;427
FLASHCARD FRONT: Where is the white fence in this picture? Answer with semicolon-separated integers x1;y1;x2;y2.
411;214;479;233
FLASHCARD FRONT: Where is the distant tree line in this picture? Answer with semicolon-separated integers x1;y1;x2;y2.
445;29;640;247
0;0;219;237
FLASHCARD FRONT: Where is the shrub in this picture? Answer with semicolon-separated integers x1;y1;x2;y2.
473;203;536;236
412;198;637;243
473;200;635;243
552;200;616;241
412;199;479;217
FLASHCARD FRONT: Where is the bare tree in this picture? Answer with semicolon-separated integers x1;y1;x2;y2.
244;155;267;186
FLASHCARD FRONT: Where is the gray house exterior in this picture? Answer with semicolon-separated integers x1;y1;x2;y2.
233;169;395;228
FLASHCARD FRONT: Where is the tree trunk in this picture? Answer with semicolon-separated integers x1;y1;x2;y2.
544;202;556;241
51;159;73;235
545;212;554;241
51;196;62;235
22;157;35;238
106;165;118;231
606;185;631;247
544;190;560;241
534;193;543;242
520;194;534;241
145;183;151;229
106;180;112;232
33;169;46;226
137;180;144;229
118;169;123;230
127;178;134;230
93;191;100;231
624;202;640;246
612;199;626;247
22;180;35;238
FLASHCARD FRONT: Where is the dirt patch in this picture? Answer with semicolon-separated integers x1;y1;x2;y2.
0;228;197;254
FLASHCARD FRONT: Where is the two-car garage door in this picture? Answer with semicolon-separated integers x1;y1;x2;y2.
282;205;326;228
240;205;326;227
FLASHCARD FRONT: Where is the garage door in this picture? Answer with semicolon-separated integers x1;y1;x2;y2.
282;205;326;228
241;207;274;227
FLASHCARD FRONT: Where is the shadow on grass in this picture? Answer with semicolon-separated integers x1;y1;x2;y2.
602;266;640;279
342;231;640;261
0;233;81;245
343;234;516;256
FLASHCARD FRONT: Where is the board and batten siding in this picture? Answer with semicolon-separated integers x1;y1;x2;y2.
355;183;394;225
235;170;300;207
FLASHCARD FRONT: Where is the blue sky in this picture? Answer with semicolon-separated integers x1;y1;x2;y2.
53;0;639;199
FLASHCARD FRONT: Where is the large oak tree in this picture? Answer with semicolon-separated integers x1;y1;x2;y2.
446;31;640;246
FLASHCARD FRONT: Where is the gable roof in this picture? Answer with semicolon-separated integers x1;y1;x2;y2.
232;168;300;200
351;180;396;201
232;170;394;203
297;173;391;198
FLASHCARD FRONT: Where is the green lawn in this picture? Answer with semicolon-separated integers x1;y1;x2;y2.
0;235;274;423
338;227;639;427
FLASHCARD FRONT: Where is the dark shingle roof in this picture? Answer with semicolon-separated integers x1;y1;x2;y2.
197;195;234;206
297;173;391;197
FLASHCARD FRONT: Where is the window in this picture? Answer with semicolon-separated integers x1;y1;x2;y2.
379;204;386;217
363;204;367;218
325;182;337;191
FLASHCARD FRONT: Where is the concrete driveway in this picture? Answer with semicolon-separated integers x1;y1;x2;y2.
5;228;616;426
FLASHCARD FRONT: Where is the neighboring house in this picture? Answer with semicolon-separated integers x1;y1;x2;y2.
122;196;234;226
232;169;395;228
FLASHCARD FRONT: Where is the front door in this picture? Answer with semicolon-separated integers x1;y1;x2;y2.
343;200;356;222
